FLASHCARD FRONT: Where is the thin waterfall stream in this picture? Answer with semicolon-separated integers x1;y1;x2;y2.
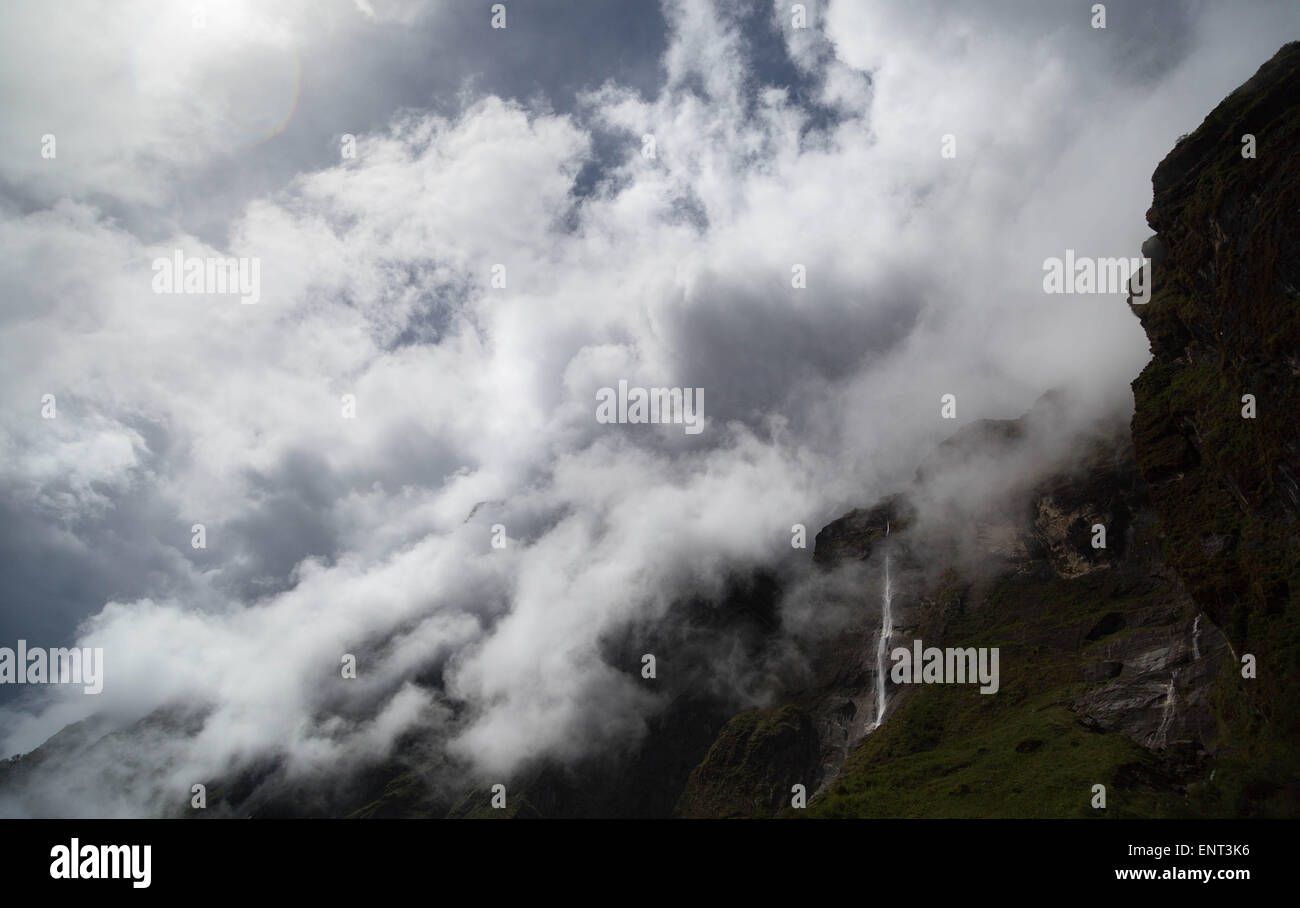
871;524;893;730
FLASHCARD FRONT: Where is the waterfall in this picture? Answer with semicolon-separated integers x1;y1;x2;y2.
1149;676;1177;749
872;552;894;729
1192;614;1201;660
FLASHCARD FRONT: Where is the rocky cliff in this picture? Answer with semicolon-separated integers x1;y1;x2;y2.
678;402;1234;818
1128;39;1300;814
673;42;1300;819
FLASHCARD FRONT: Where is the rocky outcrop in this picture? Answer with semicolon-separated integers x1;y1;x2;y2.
812;495;912;566
1129;40;1300;813
1074;608;1229;749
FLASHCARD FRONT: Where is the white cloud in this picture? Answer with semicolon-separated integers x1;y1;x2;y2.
2;0;1298;815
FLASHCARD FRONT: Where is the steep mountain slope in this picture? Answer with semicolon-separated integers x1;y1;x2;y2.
676;42;1300;819
679;407;1231;818
1129;39;1300;814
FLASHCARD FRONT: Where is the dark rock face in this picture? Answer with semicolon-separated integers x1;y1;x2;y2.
1081;660;1123;683
813;495;913;566
1073;609;1229;749
1133;40;1300;593
1130;40;1300;813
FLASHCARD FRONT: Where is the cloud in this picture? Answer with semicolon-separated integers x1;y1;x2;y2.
2;0;1298;815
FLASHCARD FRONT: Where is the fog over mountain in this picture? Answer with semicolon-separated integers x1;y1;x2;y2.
1;0;1297;816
